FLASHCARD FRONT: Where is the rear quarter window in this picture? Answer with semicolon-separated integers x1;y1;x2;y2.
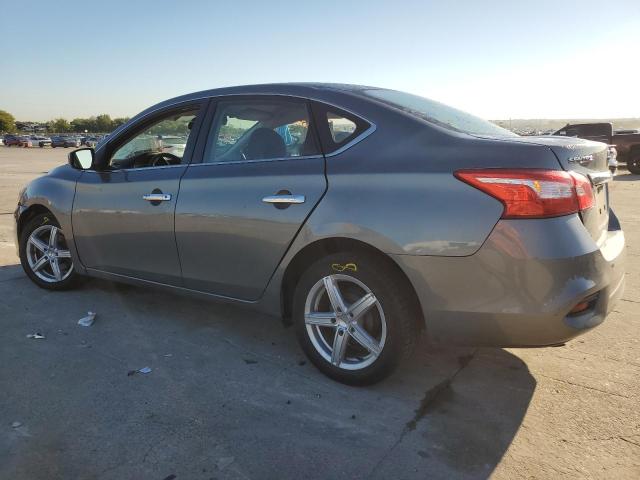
312;102;371;155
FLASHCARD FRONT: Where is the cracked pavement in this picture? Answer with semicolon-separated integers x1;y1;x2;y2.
0;148;638;479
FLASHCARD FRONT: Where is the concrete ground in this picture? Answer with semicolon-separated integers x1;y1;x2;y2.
0;146;638;480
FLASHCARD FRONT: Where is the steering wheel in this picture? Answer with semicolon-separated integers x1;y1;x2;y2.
151;152;181;167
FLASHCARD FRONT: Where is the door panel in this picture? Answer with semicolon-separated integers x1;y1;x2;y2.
175;157;326;300
73;166;186;285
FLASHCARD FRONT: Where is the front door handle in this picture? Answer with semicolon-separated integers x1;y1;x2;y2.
143;193;172;202
262;194;305;205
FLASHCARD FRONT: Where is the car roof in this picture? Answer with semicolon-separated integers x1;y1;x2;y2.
156;83;379;109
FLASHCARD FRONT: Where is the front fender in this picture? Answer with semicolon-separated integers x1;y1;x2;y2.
15;164;84;272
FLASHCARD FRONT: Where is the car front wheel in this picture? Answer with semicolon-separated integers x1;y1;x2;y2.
19;213;79;290
293;251;419;385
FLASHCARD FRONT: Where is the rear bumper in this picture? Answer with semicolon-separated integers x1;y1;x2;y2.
392;213;625;347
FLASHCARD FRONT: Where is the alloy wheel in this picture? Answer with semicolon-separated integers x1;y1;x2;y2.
26;224;74;283
304;274;387;370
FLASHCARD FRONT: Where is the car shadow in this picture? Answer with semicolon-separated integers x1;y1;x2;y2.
0;263;535;479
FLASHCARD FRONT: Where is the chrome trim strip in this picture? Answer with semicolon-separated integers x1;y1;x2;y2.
186;154;323;167
83;164;186;173
262;194;305;204
588;171;613;185
324;123;377;157
97;92;377;156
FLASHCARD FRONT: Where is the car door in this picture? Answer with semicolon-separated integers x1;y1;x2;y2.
175;95;327;300
72;101;206;285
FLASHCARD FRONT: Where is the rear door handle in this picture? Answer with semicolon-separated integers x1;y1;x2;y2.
262;194;305;205
143;193;172;202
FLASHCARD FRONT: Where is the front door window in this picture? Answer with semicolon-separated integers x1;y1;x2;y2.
110;109;198;169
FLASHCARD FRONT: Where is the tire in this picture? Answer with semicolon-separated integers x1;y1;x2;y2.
293;251;419;385
19;213;80;290
628;154;640;175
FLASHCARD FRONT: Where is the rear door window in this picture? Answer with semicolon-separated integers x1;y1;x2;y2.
203;97;320;163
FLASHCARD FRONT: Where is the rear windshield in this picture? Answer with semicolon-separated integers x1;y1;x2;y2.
363;89;517;138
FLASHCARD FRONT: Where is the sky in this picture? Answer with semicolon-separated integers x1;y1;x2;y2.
1;0;639;122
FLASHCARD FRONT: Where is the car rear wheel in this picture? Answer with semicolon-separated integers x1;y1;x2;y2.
293;251;419;385
19;213;79;290
628;154;640;175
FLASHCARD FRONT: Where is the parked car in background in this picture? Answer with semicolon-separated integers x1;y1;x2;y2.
553;123;640;174
4;135;32;147
84;136;103;148
14;83;626;385
51;136;81;148
30;136;52;148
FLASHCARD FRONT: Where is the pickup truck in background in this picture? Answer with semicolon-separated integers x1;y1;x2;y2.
553;123;640;174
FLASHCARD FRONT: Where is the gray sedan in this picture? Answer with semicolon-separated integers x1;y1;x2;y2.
14;83;625;384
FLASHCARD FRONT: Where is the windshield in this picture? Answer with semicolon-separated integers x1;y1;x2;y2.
363;89;517;137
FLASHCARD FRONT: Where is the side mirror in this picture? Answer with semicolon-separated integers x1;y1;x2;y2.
68;147;94;170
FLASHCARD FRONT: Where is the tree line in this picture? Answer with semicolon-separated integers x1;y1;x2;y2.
0;109;130;134
49;114;131;133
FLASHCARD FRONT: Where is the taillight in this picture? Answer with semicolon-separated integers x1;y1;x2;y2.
454;169;594;219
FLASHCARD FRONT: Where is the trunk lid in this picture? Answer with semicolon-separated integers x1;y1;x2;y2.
500;136;611;245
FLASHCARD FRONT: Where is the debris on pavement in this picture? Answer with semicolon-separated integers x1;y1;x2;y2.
127;366;152;376
77;311;97;327
11;421;22;428
26;333;45;339
298;360;307;366
243;358;258;365
162;475;176;480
